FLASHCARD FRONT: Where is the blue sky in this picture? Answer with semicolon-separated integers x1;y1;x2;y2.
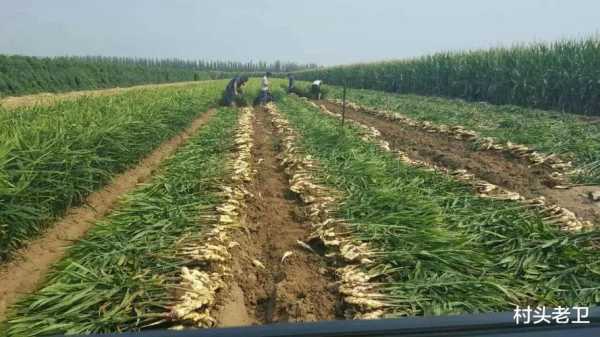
1;0;599;65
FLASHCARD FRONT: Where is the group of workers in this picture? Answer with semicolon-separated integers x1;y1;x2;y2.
222;72;322;107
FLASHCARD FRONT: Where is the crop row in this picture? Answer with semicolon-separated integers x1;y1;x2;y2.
5;107;239;336
316;84;600;184
0;81;225;260
276;94;600;316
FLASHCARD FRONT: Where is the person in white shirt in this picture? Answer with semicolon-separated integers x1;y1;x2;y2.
256;72;273;105
261;72;271;92
311;80;323;100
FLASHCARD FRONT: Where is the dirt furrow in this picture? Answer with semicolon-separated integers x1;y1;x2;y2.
215;107;340;326
0;109;216;321
321;100;600;226
265;103;388;319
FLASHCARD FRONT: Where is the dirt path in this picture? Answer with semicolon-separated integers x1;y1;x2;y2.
0;81;201;110
0;109;216;321
321;100;600;226
214;107;340;326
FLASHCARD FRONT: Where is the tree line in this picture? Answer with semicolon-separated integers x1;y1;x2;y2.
0;55;318;97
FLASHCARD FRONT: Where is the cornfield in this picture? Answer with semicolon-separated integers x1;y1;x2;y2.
293;37;600;115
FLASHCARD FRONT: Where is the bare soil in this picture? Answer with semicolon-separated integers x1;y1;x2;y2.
577;115;600;123
0;109;216;321
321;100;600;225
214;107;340;326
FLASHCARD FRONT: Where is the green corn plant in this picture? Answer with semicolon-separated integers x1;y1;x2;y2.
293;37;600;116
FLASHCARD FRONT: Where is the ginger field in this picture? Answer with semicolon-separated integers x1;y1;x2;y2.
0;79;599;336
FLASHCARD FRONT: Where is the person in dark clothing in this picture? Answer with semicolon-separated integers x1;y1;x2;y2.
391;80;399;93
287;73;295;92
222;75;248;106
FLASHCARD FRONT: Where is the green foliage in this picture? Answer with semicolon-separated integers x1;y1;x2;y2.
0;55;318;96
6;108;238;336
278;95;600;316
286;82;329;100
293;37;600;115
0;81;225;261
322;86;600;184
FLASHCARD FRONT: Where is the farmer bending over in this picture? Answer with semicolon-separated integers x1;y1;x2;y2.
223;75;248;106
311;79;323;100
